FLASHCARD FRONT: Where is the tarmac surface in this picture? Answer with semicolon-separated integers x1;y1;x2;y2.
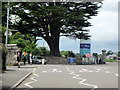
1;62;119;90
14;62;118;90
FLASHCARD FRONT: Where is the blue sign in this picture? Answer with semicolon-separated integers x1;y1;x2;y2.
80;43;90;49
80;43;91;55
68;57;76;63
80;48;90;55
80;39;91;55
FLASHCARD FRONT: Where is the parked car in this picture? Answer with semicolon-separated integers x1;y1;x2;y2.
32;56;46;65
117;57;120;61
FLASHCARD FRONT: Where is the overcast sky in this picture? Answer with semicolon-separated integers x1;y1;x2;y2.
37;0;119;54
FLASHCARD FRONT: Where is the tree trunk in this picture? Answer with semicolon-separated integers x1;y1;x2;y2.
2;45;7;71
49;37;60;57
45;36;60;57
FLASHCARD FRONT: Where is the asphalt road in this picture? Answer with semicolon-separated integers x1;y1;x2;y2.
16;62;118;90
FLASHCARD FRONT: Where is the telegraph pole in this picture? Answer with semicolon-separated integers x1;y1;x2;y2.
5;1;10;47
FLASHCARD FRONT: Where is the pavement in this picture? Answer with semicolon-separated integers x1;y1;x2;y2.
1;64;39;90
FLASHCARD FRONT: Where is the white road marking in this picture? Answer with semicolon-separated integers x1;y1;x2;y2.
106;71;109;73
105;71;118;77
67;68;70;71
79;79;98;90
33;74;39;77
79;68;101;73
53;69;58;72
82;69;87;71
88;71;94;72
42;71;47;73
67;67;98;90
25;68;39;89
94;67;118;77
96;69;101;72
116;74;118;77
33;68;37;73
25;80;34;88
25;76;38;89
41;69;62;73
49;69;62;73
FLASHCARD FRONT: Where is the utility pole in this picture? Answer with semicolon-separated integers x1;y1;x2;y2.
5;1;10;47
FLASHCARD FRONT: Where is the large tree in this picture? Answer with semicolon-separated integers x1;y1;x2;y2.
2;2;102;56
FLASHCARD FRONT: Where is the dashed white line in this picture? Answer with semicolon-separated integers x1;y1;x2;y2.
116;74;118;77
25;68;39;89
106;71;110;73
105;71;118;77
66;66;98;90
42;71;47;73
33;73;40;77
48;69;62;73
33;68;37;73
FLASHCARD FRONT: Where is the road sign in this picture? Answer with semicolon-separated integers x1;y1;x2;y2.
68;57;76;63
80;43;90;49
80;39;91;55
85;54;92;57
5;30;12;36
80;48;90;55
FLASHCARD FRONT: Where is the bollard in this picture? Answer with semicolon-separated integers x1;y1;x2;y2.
42;59;45;65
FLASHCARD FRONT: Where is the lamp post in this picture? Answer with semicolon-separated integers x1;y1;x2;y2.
5;1;10;47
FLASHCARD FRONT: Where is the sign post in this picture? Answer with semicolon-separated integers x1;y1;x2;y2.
80;39;92;64
80;39;91;55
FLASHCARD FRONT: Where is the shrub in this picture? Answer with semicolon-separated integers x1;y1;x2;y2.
0;44;7;70
105;59;117;62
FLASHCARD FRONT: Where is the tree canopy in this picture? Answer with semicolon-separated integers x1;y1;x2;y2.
2;2;102;56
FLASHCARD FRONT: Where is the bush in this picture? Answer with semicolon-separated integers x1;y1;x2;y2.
33;47;50;56
0;44;7;71
105;59;117;62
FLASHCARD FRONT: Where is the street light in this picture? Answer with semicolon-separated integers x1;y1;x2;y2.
5;1;10;47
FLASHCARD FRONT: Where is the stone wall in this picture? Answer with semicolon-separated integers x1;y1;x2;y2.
6;50;17;65
6;44;18;66
42;56;82;65
42;56;68;64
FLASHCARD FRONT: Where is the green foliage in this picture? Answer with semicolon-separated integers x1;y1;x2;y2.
0;25;6;43
0;43;7;70
9;32;37;52
32;48;40;55
0;25;8;70
60;51;75;57
68;51;75;57
33;47;50;56
9;32;25;48
93;53;98;57
106;50;114;56
39;47;50;56
60;51;69;57
2;2;102;56
105;59;117;62
7;2;102;39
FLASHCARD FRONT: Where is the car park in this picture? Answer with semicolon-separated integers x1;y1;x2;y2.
32;56;46;65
